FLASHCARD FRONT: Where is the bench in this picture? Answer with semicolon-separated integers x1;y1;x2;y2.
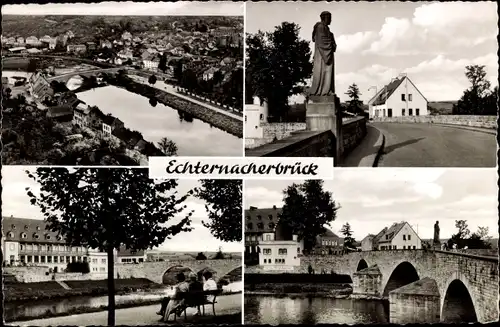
170;289;222;321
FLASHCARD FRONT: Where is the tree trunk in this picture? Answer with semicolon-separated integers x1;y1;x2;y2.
107;245;116;326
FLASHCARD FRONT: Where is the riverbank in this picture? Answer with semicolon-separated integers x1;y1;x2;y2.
244;282;353;298
5;291;242;323
107;74;243;138
5;278;163;302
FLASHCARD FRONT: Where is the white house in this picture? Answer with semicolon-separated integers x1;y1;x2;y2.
368;75;428;119
259;237;302;271
365;221;422;251
245;97;268;140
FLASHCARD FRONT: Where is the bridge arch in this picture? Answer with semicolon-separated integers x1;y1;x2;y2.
356;259;368;271
383;261;420;296
218;265;242;283
161;265;195;285
441;273;478;323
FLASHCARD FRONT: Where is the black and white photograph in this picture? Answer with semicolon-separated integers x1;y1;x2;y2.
2;1;244;166
243;169;498;324
2;166;242;325
244;1;497;167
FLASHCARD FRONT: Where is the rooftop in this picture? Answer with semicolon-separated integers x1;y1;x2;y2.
370;76;405;106
245;206;281;233
2;216;65;244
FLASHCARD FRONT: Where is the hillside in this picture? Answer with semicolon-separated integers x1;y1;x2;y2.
2;15;243;41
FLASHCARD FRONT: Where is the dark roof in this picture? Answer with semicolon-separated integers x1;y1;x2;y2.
320;228;339;239
117;245;145;257
245;207;281;233
47;106;73;118
102;114;122;126
375;222;407;243
2;217;66;244
370;77;405;106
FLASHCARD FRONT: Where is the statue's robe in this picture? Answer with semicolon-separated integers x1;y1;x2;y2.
309;21;337;97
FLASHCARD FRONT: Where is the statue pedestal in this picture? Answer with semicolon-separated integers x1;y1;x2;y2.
306;95;342;164
432;242;441;250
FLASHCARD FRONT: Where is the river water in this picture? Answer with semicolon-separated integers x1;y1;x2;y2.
244;295;389;325
76;86;242;156
5;282;243;322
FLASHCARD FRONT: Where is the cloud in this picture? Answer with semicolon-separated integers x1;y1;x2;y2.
245;186;283;208
407;53;498;75
365;17;416;55
337;31;376;54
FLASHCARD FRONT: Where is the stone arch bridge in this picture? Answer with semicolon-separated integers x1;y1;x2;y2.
115;259;241;285
299;249;498;323
46;67;123;83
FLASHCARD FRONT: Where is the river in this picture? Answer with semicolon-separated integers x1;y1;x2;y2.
76;86;242;156
244;295;389;325
5;282;243;322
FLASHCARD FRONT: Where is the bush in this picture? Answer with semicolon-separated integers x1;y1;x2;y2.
66;261;90;273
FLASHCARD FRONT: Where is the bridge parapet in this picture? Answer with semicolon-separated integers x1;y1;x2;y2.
371;115;497;130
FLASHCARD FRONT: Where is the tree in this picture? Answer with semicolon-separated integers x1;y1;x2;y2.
345;83;364;115
280;180;339;253
181;69;199;92
195;180;242;242
157;137;178;156
196;252;207;260
148;75;157;85
453;65;496;115
149;97;158;107
26;168;194;326
340;223;355;250
246;22;312;121
447;220;470;249
158;53;168;73
213;246;225;260
467;226;492;249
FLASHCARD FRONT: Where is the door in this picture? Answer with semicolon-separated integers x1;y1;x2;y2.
388;109;393;117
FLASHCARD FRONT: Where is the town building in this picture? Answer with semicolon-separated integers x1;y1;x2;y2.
100;39;113;49
40;35;53;44
2;216;108;274
116;245;147;263
8;47;28;54
313;229;345;255
361;221;422;251
73;103;91;127
67;44;87;54
47;106;74;123
244;97;268;147
29;72;54;100
245;206;304;270
142;54;160;70
16;37;25;45
102;115;125;136
367;75;428;118
49;39;57;50
202;67;219;81
25;36;42;47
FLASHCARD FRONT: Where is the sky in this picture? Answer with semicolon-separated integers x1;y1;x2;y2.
2;1;243;16
246;1;498;103
245;168;499;241
1;166;242;253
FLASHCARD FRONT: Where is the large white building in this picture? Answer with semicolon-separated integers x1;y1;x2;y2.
244;97;268;146
368;75;428;119
361;221;422;251
2;216;109;274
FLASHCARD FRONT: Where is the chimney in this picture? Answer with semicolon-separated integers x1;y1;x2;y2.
249;206;257;211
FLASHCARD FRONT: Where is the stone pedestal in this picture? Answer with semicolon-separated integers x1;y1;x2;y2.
352;265;383;297
306;95;342;163
432;242;441;250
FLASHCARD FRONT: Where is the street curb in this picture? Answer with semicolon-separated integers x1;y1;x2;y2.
432;123;497;136
372;131;386;167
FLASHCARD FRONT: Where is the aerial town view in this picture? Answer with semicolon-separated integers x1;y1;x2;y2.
244;169;498;324
2;2;244;166
3;166;243;325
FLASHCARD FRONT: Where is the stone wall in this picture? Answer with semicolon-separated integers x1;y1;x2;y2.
371;115;497;129
245;123;307;150
3;266;106;283
245;130;335;157
340;117;368;158
389;292;441;324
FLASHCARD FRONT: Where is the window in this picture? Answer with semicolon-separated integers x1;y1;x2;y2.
46;234;51;240
263;259;267;264
41;256;46;263
401;94;406;101
402;109;405;116
403;235;406;240
268;214;273;220
24;225;29;230
7;232;14;238
11;224;16;230
278;248;287;255
259;113;263;120
413;246;416;249
403;246;406;249
385;235;389;240
408;94;413;101
33;233;39;240
416;109;420;116
257;215;262;220
297;247;300;254
383;109;386;117
247;223;253;230
20;244;25;251
54;256;58;263
101;258;106;264
263;248;272;255
408;235;411;240
409;109;413;116
269;223;275;229
36;226;40;231
393;245;397;249
246;216;250;220
244;115;247;122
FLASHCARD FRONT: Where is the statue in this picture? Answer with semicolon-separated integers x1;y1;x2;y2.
309;11;337;97
433;221;440;244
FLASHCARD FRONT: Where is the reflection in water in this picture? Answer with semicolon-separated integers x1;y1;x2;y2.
77;86;241;156
245;295;389;325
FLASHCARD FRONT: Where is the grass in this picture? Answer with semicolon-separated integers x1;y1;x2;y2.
245;282;352;296
5;278;163;303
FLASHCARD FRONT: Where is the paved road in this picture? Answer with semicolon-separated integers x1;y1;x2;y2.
128;75;243;121
372;122;497;167
10;294;242;326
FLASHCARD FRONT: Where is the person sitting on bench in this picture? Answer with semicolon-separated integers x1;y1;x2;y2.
177;272;204;316
202;270;218;302
157;272;189;321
